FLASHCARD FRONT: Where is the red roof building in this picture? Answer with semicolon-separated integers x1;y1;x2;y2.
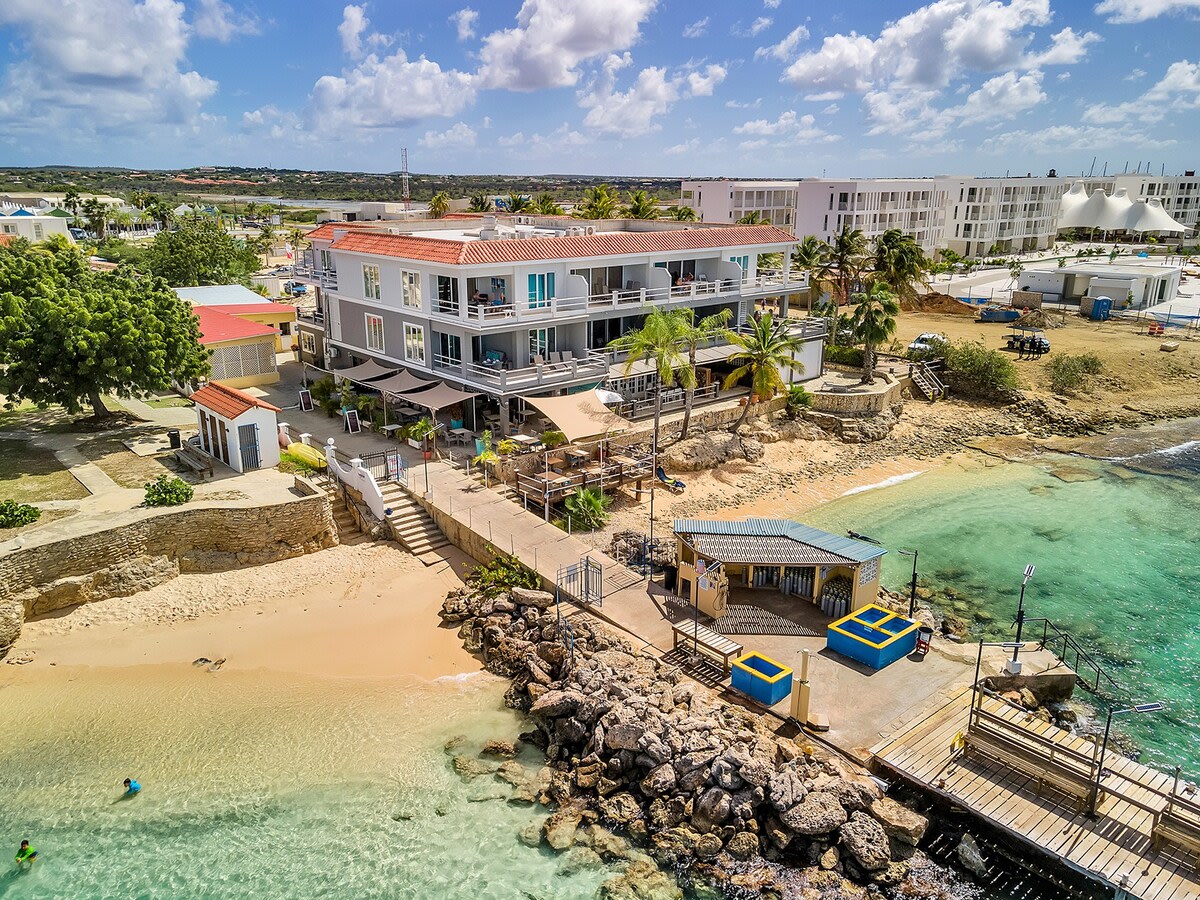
193;306;278;345
189;380;281;419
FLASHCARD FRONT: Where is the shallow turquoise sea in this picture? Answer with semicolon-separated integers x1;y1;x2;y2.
808;419;1200;771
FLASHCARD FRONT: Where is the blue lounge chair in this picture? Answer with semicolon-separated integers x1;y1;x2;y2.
655;466;685;493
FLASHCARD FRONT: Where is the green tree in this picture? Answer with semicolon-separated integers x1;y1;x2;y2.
736;210;764;225
144;217;260;286
562;487;612;531
428;191;451;218
674;307;733;440
574;184;619;219
80;197;107;238
792;234;829;313
534;193;564;215
145;198;174;231
286;227;307;263
850;281;900;384
826;225;868;306
871;228;928;306
62;188;81;218
723;313;806;429
506;193;532;214
622;190;658;219
0;242;209;417
662;205;697;221
608;309;688;471
467;192;493;213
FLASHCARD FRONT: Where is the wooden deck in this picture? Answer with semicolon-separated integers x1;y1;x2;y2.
871;692;1200;900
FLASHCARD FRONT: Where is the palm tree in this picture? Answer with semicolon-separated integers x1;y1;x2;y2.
467;192;493;213
574;184;619;219
62;188;81;218
792;235;829;314
622;190;658;220
736;210;764;225
871;228;928;307
675;307;734;440
826;225;868;307
111;210;134;236
534;193;564;215
253;223;274;266
662;205;698;221
428;191;451;218
506;193;532;214
723;313;806;429
80;198;107;238
287;227;307;265
608;309;688;473
244;200;259;219
147;199;173;231
563;487;612;531
850;281;900;384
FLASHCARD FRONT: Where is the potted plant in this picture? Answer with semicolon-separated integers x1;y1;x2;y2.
475;428;492;458
409;417;436;459
448;403;465;430
497;438;519;456
541;429;567;450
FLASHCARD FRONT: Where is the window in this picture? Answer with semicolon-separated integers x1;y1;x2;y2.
279;322;292;336
527;272;555;308
436;275;459;314
730;254;750;275
362;264;381;301
435;332;461;364
365;314;385;351
529;327;556;358
401;270;421;308
404;323;425;363
300;331;317;355
320;249;333;271
33;223;43;240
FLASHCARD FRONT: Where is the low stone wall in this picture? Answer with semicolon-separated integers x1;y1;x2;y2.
0;489;337;657
811;374;903;415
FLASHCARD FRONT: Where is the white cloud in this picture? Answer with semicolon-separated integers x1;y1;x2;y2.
450;8;479;41
1093;0;1200;23
1058;71;1071;80
953;69;1046;123
863;69;1045;137
734;16;773;37
1126;67;1148;80
804;91;844;101
983;123;1175;152
732;109;837;142
578;54;725;135
822;102;839;114
764;0;782;7
0;0;218;133
499;123;588;151
477;0;658;91
192;0;260;41
1083;59;1200;123
754;25;809;62
339;5;369;56
725;97;762;109
419;121;476;149
308;50;476;129
683;17;709;38
664;137;701;155
1022;27;1101;67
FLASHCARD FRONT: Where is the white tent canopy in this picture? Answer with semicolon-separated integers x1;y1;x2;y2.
1059;182;1189;233
372;370;436;394
332;359;399;383
396;381;481;412
517;390;631;443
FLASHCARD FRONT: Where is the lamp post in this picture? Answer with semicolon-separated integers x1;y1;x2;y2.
897;549;918;618
972;640;1026;730
1006;563;1036;675
423;421;445;495
1090;702;1166;816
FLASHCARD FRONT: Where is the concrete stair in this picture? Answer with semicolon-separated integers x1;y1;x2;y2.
324;482;370;545
379;482;451;563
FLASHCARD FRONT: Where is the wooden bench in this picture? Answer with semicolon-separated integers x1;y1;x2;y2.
963;711;1100;812
174;443;214;479
671;620;743;675
1153;774;1200;866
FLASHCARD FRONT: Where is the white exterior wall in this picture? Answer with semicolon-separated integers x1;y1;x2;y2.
681;180;799;230
195;404;280;473
0;215;73;243
942;177;1066;256
795;179;947;252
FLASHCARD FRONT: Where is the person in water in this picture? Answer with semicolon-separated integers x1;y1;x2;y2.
123;778;141;796
15;841;36;867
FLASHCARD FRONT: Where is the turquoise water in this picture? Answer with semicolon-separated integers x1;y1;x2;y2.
808;420;1200;771
0;667;618;899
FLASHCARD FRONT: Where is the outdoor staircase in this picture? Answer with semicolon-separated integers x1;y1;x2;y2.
379;481;452;563
322;480;370;546
910;363;947;401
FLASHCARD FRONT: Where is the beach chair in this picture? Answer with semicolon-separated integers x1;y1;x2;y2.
655;466;685;493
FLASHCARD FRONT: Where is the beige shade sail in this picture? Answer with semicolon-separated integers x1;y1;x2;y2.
517;390;631;443
395;381;481;412
372;370;437;394
331;359;398;383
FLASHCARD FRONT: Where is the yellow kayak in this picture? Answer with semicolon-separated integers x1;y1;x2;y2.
286;442;327;469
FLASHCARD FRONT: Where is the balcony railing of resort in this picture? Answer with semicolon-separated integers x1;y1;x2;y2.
610;382;721;420
515;448;655;510
599;318;826;369
452;270;808;325
430;349;610;390
291;252;338;290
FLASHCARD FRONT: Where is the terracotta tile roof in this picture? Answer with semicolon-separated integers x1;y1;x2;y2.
305;221;396;243
194;306;279;344
330;224;797;266
0;234;14;247
208;302;297;317
190;380;281;419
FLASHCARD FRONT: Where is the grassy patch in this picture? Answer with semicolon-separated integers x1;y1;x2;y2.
77;437;186;489
144;396;194;410
278;450;319;474
0;507;75;541
0;438;90;502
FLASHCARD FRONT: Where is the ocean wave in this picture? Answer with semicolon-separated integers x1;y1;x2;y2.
432;670;486;684
841;471;926;496
1091;439;1200;463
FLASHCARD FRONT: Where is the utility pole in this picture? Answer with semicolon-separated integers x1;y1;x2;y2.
401;148;411;212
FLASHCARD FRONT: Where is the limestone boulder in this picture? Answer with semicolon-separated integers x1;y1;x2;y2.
529;689;584;718
0;600;23;658
956;833;988;878
726;831;759;861
780;791;848;836
512;587;555;609
596;859;683;900
599;791;644;827
767;763;808;813
869;797;928;846
640;763;677;797
543;803;587;851
838;811;890;873
692;786;733;833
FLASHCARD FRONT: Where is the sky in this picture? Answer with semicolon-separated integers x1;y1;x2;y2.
0;0;1197;178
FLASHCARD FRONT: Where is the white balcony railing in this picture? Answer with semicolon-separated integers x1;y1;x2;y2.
431;351;610;391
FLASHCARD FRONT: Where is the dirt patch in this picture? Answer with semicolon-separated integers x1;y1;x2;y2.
901;292;977;315
0;507;76;542
0;439;90;503
77;437;186;489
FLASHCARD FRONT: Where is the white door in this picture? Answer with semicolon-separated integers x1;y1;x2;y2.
327;297;342;342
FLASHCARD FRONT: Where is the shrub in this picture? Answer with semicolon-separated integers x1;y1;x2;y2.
541;429;567;449
561;487;612;532
497;438;519;455
144;474;194;507
943;339;1020;401
467;553;541;597
0;499;41;529
1047;353;1104;395
309;376;339;416
785;385;814;416
278;450;318;474
824;344;864;367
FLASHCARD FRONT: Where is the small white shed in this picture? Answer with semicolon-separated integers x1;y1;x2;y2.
190;381;282;473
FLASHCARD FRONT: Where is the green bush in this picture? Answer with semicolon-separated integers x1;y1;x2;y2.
1047;353;1104;395
943;340;1020;401
560;487;612;532
824;344;864;367
144;474;194;507
467;553;540;597
0;499;41;529
278;450;318;474
785;384;814;416
308;376;339;416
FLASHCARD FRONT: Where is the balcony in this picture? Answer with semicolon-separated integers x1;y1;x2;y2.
599;318;827;368
431;350;610;393
291;253;338;290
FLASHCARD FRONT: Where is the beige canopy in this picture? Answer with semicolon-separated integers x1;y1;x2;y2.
396;381;481;412
518;390;631;443
372;370;436;394
332;359;397;383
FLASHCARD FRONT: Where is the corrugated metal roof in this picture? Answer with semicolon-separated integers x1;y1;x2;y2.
687;534;854;567
173;284;271;307
329;225;798;267
674;518;886;564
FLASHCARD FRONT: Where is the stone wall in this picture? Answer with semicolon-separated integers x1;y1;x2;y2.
0;490;337;657
811;374;903;415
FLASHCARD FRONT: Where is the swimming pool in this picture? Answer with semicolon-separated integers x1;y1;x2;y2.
826;604;920;669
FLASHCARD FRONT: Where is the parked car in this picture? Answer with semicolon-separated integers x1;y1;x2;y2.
907;332;947;353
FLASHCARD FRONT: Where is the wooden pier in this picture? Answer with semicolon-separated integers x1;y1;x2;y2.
871;692;1200;900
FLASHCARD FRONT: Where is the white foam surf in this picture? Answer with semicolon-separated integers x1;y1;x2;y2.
840;471;926;497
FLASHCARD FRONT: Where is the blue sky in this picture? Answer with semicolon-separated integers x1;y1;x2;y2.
0;0;1197;177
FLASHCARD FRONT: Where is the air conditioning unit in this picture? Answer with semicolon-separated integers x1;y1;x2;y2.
328;346;340;358
584;226;596;235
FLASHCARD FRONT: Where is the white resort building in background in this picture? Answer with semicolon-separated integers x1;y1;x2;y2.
680;180;798;230
792;179;948;251
291;215;825;433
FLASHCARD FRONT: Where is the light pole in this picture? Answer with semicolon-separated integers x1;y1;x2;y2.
1090;702;1165;816
972;640;1026;730
897;549;918;619
1006;563;1036;675
423;421;445;496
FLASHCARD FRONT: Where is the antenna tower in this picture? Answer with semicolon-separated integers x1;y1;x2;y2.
401;148;411;210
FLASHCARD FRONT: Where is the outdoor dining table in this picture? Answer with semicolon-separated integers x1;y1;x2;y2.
394;406;422;420
545;455;566;473
509;434;540;449
449;427;474;446
380;423;405;438
564;448;591;466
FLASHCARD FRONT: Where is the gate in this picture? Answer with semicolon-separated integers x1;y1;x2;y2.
556;555;603;608
357;449;407;486
237;423;260;470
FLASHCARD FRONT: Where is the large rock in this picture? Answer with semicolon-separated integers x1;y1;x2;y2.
596;859;683;900
543;803;587;851
869;797;928;846
767;764;807;813
662;432;744;472
838;811;891;873
692;786;733;833
640;763;677;797
512;587;555;609
0;600;23;658
956;833;988;878
780;791;848;836
451;755;494;780
651;826;702;868
529;689;584;717
599;791;644;827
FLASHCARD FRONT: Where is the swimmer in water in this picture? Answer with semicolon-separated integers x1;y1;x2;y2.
123;778;141;796
15;841;36;868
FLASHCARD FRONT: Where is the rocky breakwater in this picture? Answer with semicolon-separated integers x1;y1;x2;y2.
441;586;949;898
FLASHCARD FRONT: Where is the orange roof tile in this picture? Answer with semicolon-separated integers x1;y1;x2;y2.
0;234;14;247
305;221;397;243
190;381;281;419
330;224;796;266
194;306;279;344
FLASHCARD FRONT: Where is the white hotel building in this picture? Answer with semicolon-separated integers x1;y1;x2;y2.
293;216;823;432
792;179;948;251
680;180;799;230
